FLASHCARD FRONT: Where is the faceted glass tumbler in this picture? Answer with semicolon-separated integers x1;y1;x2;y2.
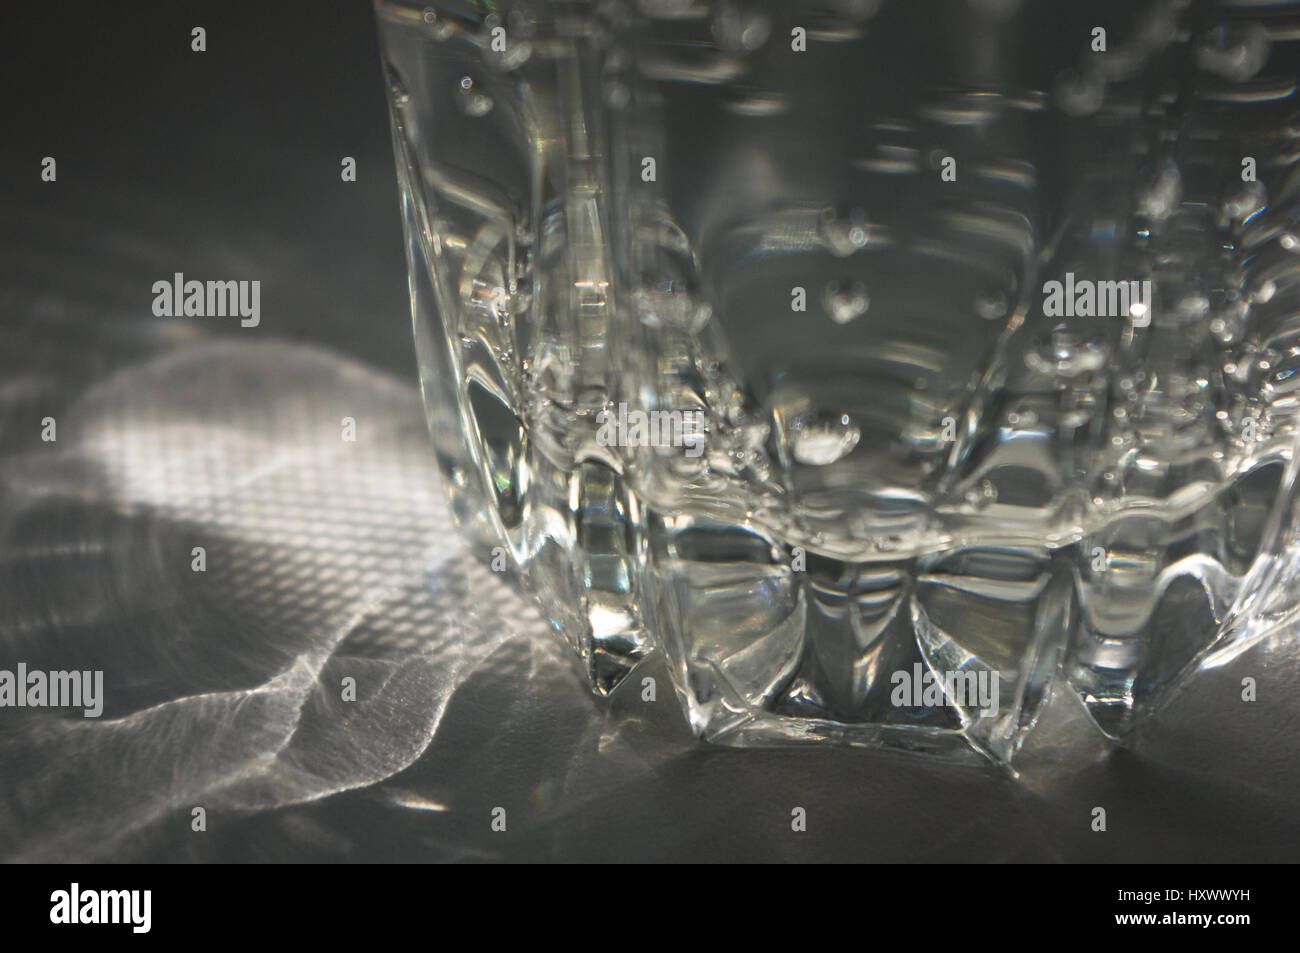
376;0;1300;765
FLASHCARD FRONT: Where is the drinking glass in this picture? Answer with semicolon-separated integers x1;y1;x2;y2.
375;0;1300;764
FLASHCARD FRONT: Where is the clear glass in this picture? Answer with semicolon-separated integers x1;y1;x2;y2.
375;0;1300;765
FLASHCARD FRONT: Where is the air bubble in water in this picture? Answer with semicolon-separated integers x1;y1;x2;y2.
1006;407;1038;428
1052;68;1105;117
1210;301;1248;345
790;414;861;466
632;283;713;333
423;7;456;41
820;207;871;257
481;20;533;72
1223;181;1266;222
1196;22;1271;83
713;2;772;53
389;72;410;107
964;480;998;509
1026;331;1107;378
457;76;494;117
975;289;1008;320
1136;158;1182;222
604;81;632;108
823;280;870;324
1175;295;1210;320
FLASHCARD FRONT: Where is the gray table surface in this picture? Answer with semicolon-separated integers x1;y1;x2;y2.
1;1;1298;863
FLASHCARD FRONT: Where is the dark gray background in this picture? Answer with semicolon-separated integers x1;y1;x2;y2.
0;0;1297;863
